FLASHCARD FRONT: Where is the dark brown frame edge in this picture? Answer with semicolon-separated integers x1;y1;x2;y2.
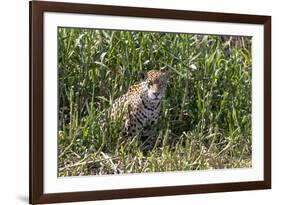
29;1;271;204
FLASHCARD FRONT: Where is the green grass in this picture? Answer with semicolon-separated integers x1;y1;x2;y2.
58;28;252;176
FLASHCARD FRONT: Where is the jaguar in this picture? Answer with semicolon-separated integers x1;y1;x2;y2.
111;70;170;150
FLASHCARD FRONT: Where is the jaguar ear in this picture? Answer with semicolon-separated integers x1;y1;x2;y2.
139;71;148;81
164;70;171;79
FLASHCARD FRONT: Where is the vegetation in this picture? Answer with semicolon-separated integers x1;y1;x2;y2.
58;28;252;176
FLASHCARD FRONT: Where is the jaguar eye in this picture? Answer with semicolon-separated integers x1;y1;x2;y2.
148;81;153;86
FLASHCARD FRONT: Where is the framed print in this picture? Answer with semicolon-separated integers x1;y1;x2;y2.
29;0;271;204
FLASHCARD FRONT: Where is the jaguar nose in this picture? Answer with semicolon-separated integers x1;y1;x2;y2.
153;92;160;97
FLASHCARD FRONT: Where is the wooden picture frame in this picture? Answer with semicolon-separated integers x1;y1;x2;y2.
30;0;271;204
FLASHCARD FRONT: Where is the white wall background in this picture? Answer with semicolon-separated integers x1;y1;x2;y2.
0;0;279;204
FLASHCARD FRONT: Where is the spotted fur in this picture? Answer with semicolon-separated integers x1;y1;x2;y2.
111;70;169;150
